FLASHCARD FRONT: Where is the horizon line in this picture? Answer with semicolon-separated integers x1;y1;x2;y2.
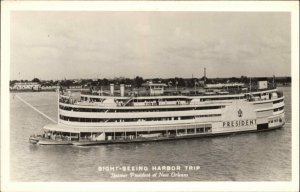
10;75;292;81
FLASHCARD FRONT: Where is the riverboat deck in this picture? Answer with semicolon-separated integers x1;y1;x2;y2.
29;125;283;146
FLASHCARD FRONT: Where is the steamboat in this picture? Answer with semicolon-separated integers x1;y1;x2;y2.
29;79;285;146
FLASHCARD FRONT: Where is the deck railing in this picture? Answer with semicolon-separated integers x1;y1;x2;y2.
80;86;278;97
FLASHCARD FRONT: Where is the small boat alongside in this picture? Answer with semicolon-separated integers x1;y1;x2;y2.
29;134;73;145
29;135;40;144
37;138;73;145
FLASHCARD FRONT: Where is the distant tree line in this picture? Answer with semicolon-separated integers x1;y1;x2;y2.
9;76;292;88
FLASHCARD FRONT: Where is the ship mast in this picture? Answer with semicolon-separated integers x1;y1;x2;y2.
249;77;252;93
57;87;60;124
204;67;206;85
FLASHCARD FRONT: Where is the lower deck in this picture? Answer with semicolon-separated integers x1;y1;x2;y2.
29;122;284;146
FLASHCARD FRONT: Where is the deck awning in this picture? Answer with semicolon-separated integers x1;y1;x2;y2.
43;123;80;133
43;123;114;133
43;122;214;133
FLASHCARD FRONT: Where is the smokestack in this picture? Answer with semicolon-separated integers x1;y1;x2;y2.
204;68;206;79
120;84;125;97
110;84;114;96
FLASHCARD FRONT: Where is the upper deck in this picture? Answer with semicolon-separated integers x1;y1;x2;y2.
59;84;283;109
57;82;285;128
80;86;279;98
81;81;278;97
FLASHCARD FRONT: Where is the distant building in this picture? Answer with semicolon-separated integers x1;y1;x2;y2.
145;82;167;96
11;82;41;91
69;85;82;89
66;84;83;92
41;85;59;91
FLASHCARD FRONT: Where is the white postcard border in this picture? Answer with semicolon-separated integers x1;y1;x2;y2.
1;1;299;192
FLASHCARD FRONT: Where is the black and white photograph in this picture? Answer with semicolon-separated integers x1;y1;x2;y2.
1;1;299;192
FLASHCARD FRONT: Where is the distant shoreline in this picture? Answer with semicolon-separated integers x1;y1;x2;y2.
9;89;56;93
9;84;291;93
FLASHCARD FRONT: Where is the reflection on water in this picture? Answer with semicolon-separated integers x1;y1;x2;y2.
10;87;291;181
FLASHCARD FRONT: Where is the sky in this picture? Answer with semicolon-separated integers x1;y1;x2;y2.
10;11;291;80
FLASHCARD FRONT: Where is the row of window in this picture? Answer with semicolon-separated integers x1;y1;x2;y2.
195;114;221;118
274;106;284;112
81;96;244;103
81;97;188;102
59;105;222;113
103;126;212;137
104;126;212;135
268;117;283;124
59;115;221;123
177;127;212;134
273;99;284;104
200;97;244;101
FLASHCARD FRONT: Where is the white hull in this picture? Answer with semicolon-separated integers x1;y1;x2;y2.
30;86;286;145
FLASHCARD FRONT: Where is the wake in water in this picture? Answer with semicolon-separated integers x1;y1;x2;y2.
15;95;57;124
